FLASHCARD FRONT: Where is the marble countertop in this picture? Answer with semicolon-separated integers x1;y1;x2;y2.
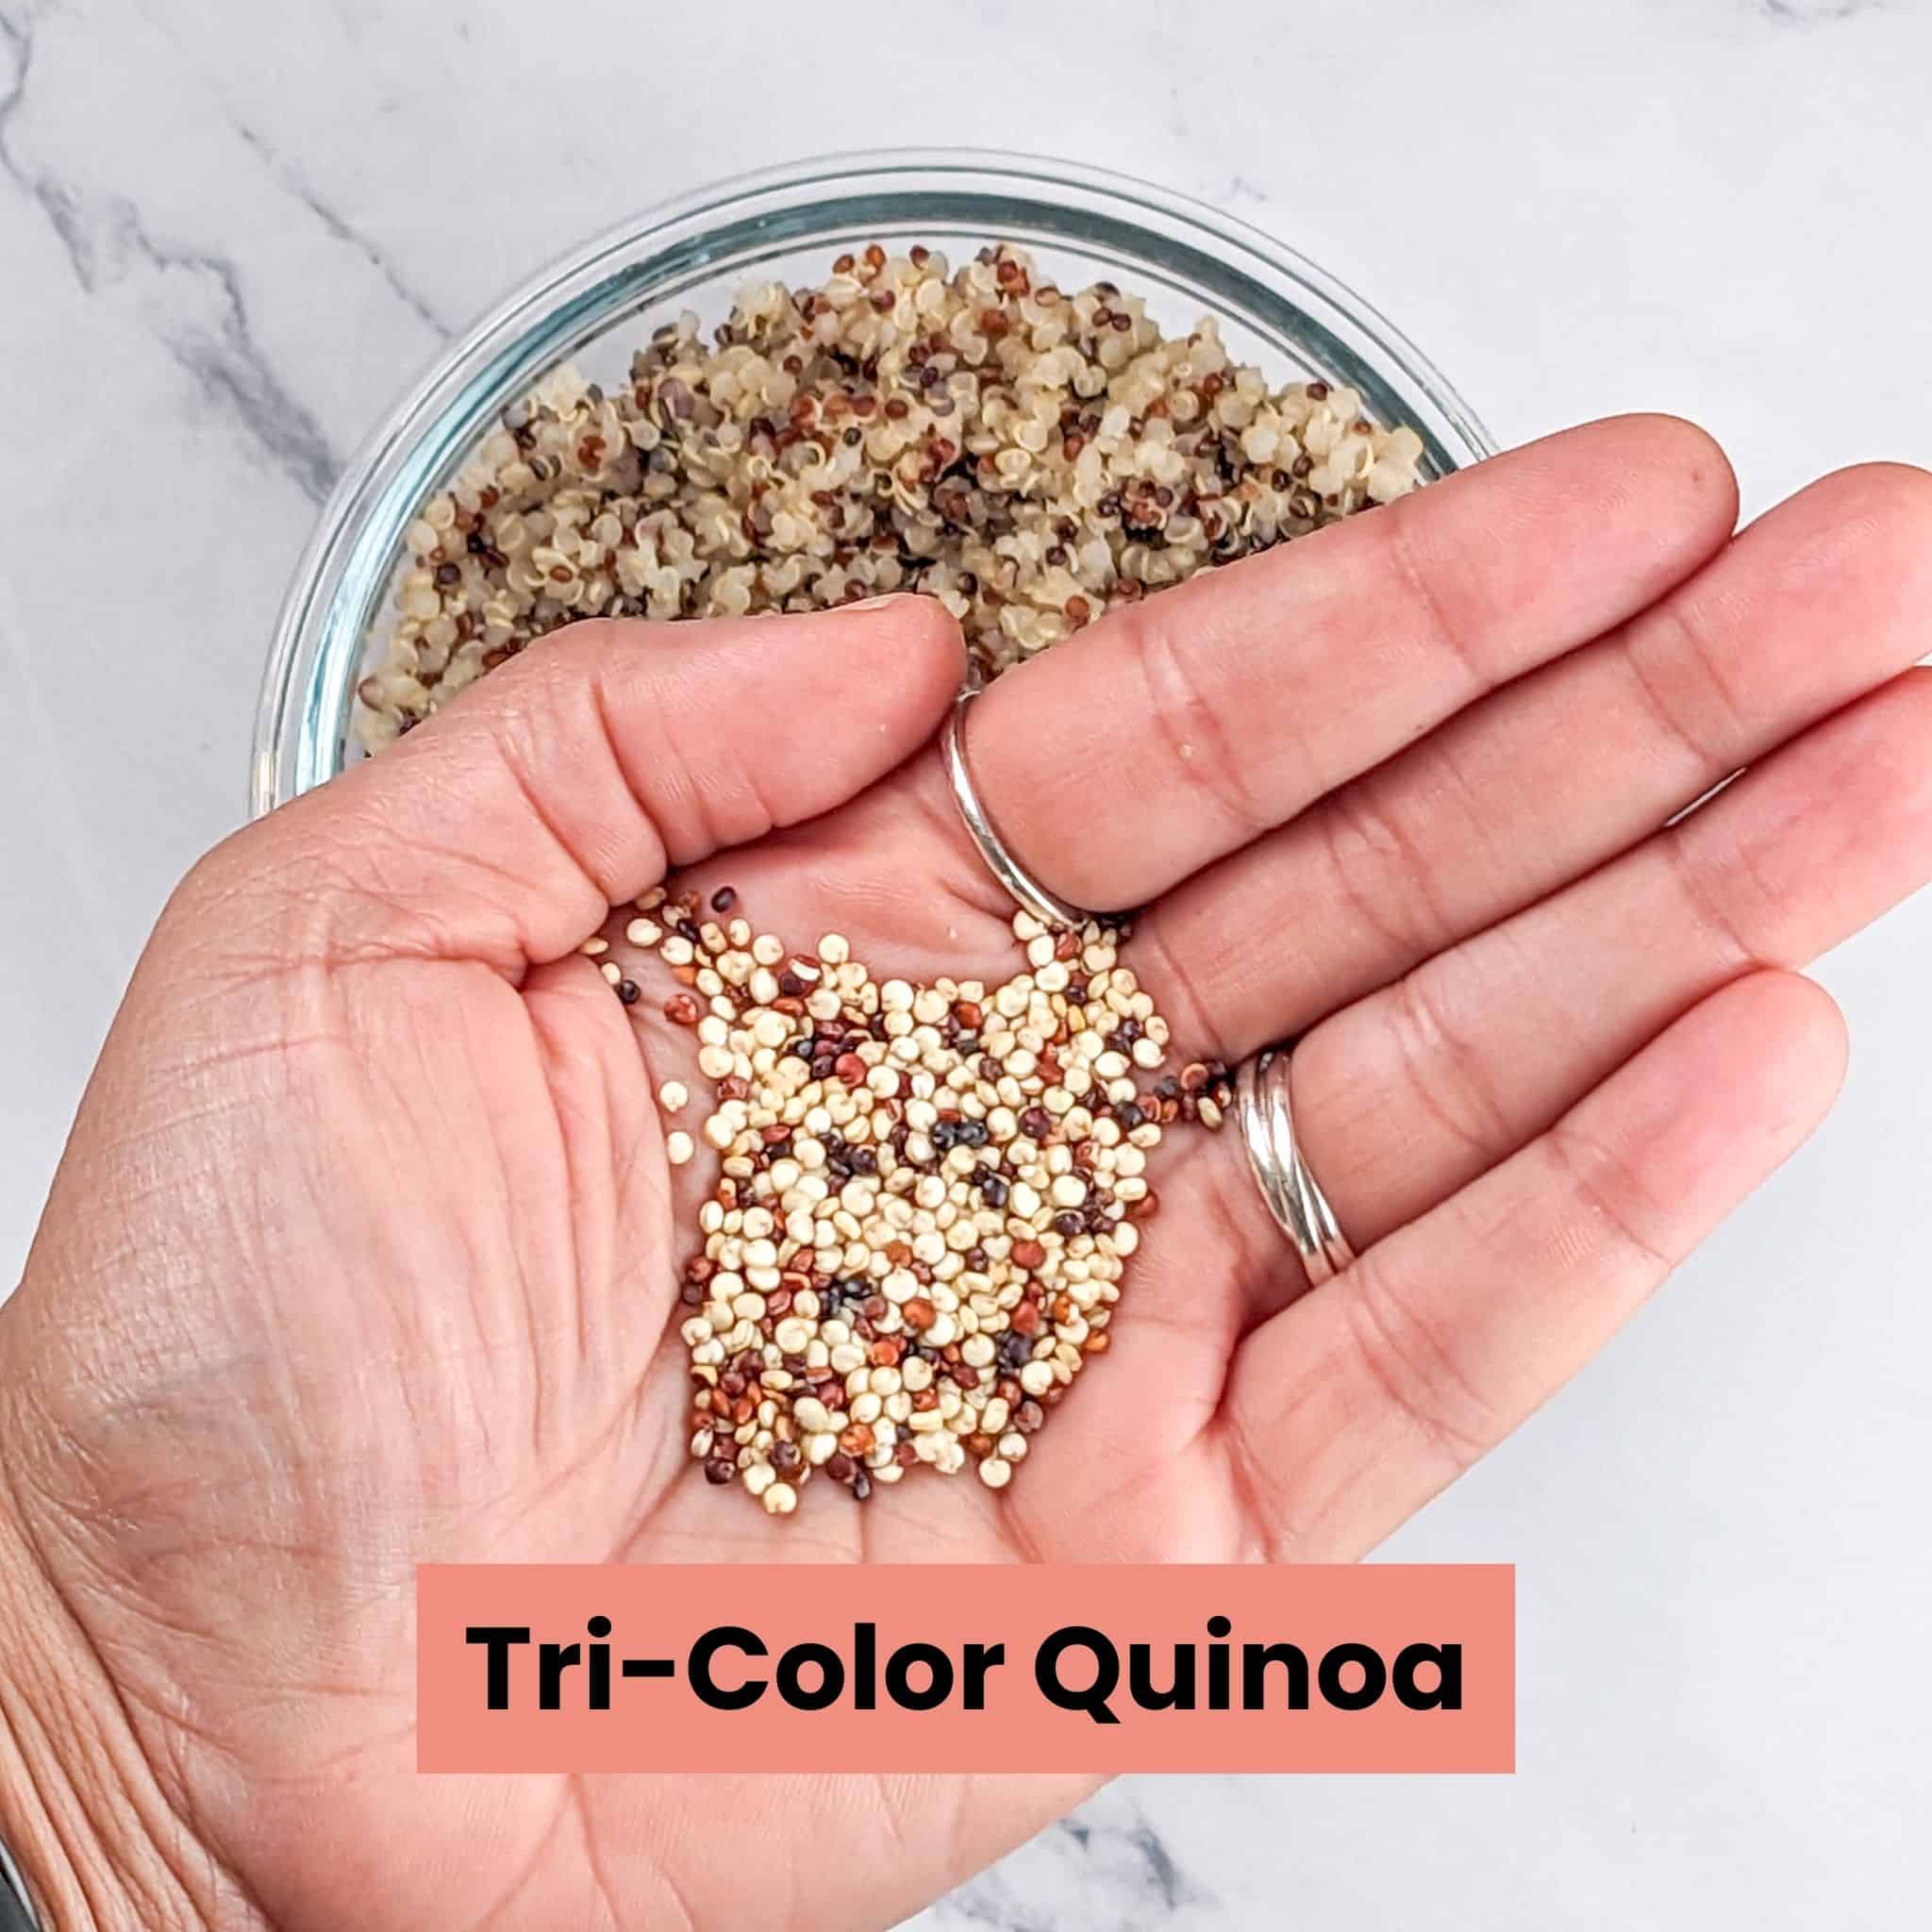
4;0;1929;1924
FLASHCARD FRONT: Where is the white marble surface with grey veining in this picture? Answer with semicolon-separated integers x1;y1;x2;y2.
4;1;1930;1925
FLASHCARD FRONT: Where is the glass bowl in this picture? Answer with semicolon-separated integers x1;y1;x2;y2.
252;149;1495;816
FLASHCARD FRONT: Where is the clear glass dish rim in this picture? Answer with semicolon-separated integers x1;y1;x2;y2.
252;146;1497;819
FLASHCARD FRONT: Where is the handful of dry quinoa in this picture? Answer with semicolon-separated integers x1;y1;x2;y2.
357;242;1424;746
596;887;1232;1515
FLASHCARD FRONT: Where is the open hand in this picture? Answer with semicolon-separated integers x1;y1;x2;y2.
3;416;1927;1931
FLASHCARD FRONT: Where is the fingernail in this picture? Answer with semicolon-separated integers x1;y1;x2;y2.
846;592;907;611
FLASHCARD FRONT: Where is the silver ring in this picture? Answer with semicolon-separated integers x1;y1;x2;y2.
1235;1046;1356;1284
941;666;1094;931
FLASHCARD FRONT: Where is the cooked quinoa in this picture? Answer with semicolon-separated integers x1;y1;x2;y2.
356;242;1425;749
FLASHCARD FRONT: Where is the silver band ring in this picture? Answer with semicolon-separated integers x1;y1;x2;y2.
1235;1047;1357;1284
941;666;1095;932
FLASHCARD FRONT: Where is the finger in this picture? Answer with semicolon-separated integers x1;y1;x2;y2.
1139;461;1932;1055
1274;665;1932;1255
193;597;963;972
960;414;1737;909
1134;665;1932;1344
1217;969;1847;1561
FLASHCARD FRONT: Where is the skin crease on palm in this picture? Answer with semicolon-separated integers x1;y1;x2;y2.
1;417;1930;1932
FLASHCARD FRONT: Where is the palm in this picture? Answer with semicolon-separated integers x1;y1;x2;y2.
601;750;1252;1565
8;419;1931;1932
7;723;1255;1932
32;755;1258;1932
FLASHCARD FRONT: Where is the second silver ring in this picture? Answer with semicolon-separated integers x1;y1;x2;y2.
1235;1046;1357;1285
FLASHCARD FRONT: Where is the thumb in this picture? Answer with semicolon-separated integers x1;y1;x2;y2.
201;596;962;971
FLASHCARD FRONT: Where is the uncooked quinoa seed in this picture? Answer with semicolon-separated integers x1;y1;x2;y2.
356;242;1424;744
586;890;1231;1515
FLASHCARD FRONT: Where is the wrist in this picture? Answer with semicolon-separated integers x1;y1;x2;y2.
0;1444;226;1930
